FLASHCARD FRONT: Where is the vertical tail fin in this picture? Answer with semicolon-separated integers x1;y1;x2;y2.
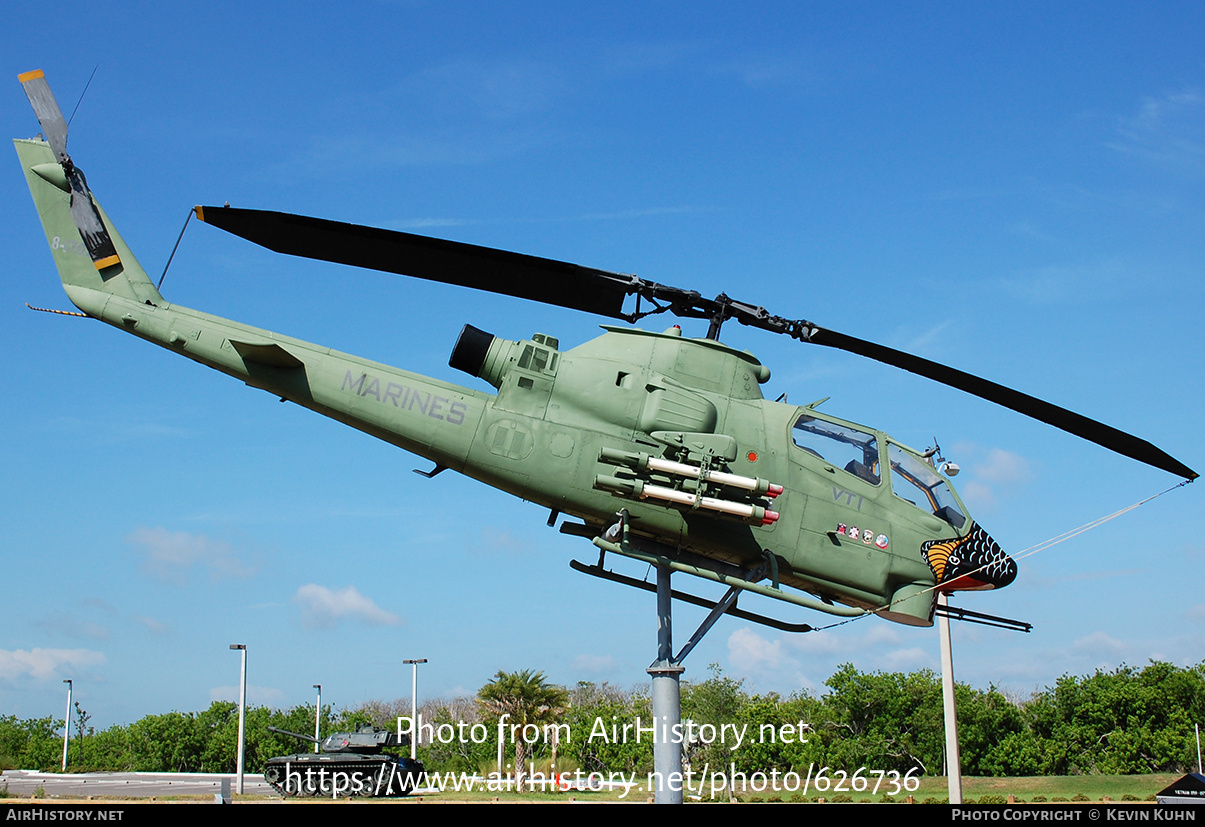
15;136;163;309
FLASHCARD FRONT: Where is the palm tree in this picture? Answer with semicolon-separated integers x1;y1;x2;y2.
477;669;568;791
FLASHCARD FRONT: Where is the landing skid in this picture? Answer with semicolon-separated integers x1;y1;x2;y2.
570;560;813;633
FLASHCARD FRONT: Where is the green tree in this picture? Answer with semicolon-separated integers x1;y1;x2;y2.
822;663;942;773
69;703;94;770
681;664;749;771
477;670;569;790
1025;661;1205;774
77;723;133;772
195;701;240;772
953;684;1032;776
126;711;204;771
415;697;494;773
0;716;62;772
2;658;1198;779
730;692;826;774
564;682;652;776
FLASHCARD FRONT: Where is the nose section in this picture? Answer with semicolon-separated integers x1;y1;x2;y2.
921;522;1017;592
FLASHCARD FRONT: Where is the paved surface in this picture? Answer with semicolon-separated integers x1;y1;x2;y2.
1;769;274;800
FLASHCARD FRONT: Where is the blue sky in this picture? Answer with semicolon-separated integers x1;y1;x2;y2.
2;2;1202;730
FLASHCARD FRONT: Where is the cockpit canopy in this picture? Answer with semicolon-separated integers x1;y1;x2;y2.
792;412;967;530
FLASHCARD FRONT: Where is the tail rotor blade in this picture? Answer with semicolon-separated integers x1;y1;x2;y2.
18;70;120;271
19;70;69;161
66;165;120;268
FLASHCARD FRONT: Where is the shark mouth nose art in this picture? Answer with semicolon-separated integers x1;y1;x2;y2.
921;523;1017;591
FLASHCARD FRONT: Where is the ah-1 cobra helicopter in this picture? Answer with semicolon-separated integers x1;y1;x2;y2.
16;70;1197;633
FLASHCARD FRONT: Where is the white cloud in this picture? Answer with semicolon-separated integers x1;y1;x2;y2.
997;259;1146;306
712;49;827;90
956;447;1033;512
573;654;618;673
209;684;285;706
974;448;1033;485
578;205;710;222
36;613;109;641
0;648;106;682
1072;630;1127;656
292;585;401;628
127;526;257;584
727;623;942;695
880;647;933;671
1109;90;1205;172
479;527;534;556
781;629;854;656
389;217;471;230
728;627;797;674
905;320;956;356
409;58;567;122
785;622;903;656
132;615;171;635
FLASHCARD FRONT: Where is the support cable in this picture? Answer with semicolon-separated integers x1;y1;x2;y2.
157;207;195;290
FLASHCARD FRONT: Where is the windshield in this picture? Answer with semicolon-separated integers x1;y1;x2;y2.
792;414;880;485
887;443;966;529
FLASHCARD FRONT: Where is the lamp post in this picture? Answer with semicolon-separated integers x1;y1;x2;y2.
313;684;322;753
230;644;247;795
403;659;427;761
61;679;72;772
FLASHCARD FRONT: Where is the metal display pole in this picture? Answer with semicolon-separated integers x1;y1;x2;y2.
937;592;962;804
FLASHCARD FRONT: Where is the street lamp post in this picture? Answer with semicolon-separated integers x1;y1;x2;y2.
313;684;322;753
230;644;247;795
403;659;427;761
61;680;72;772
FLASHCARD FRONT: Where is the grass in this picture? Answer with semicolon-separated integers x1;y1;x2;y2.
342;773;1181;803
732;774;1177;804
1;773;1182;804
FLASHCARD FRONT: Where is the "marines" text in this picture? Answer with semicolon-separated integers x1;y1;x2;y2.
343;371;468;425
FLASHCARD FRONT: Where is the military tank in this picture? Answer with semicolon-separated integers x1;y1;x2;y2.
263;725;425;798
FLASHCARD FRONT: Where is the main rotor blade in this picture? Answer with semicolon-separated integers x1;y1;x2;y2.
802;325;1197;480
195;205;1196;480
689;297;1195;478
194;207;635;318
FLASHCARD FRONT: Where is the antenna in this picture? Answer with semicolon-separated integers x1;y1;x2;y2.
67;65;99;129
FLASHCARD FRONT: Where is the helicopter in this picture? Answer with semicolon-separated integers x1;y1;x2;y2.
16;70;1197;634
